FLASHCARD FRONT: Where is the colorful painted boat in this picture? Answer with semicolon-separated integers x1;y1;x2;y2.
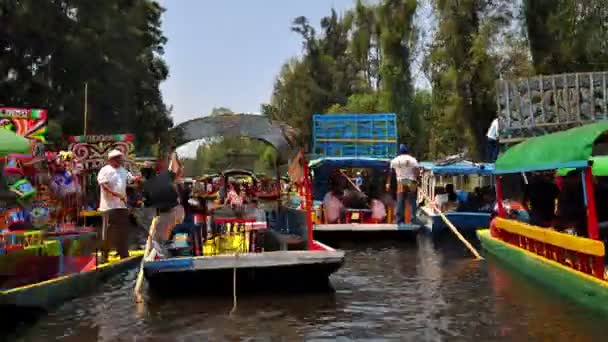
143;114;345;294
478;121;608;313
0;250;143;311
417;161;494;237
310;157;420;241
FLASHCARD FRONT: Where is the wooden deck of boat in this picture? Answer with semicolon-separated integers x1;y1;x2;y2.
314;223;420;232
144;248;345;273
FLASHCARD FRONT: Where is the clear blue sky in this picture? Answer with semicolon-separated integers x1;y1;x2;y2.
158;0;356;125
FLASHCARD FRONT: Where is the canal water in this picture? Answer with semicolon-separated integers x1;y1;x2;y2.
10;236;608;341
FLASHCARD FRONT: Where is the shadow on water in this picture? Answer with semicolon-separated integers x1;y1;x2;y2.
6;233;608;341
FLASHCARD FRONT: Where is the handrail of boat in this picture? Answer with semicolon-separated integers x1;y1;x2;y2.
492;218;605;279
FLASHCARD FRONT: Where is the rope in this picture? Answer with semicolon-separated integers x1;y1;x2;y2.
425;196;484;260
230;252;238;316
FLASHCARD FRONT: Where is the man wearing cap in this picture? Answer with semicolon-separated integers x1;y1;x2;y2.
97;149;134;261
388;144;419;224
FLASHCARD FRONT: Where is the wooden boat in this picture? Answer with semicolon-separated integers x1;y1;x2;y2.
310;157;420;241
417;161;494;237
0;250;142;311
142;114;345;294
477;122;608;314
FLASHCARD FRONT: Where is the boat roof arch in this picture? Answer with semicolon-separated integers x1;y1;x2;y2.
171;114;300;163
495;121;608;174
419;161;494;175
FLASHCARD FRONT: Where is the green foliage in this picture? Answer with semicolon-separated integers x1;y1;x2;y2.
263;1;419;153
0;0;172;152
183;137;278;177
524;0;608;74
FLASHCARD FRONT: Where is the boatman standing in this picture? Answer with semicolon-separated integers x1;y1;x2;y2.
388;144;419;225
354;171;363;190
486;117;499;162
97;150;136;261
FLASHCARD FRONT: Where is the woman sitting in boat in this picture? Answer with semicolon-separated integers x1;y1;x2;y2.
555;170;586;236
523;172;560;227
323;177;345;224
224;183;245;208
367;185;387;223
434;184;459;212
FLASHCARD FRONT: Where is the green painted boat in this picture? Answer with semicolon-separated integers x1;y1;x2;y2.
0;251;143;311
478;230;608;315
484;121;608;314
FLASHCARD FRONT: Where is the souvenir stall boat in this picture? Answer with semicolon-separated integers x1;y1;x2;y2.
0;124;142;311
417;160;494;237
478;122;608;314
142;114;344;294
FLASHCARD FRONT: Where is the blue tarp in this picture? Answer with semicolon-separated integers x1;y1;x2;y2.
419;161;494;175
309;157;391;169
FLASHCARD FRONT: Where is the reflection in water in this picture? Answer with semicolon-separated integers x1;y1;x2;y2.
9;236;608;341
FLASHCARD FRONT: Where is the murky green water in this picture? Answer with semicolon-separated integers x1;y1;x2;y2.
8;236;608;341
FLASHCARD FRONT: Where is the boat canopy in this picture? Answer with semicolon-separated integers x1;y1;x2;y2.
309;157;390;169
221;168;255;177
557;155;608;176
495;121;608;174
0;129;30;156
309;157;390;201
172;114;299;163
419;161;494;175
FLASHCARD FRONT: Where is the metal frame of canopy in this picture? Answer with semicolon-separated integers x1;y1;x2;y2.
170;114;316;249
418;161;495;205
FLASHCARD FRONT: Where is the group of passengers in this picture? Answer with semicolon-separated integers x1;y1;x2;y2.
506;170;608;237
433;184;495;213
322;171;389;224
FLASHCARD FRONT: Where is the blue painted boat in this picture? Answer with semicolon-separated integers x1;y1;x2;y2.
310;157;420;240
417;161;494;237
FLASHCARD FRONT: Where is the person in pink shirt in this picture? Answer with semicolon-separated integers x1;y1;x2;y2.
323;177;345;223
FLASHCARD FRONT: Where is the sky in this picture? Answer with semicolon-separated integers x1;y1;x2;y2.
158;0;356;125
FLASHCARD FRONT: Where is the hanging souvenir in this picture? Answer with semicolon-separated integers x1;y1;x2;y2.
10;178;37;204
4;154;25;176
29;206;50;229
5;208;27;230
50;170;80;197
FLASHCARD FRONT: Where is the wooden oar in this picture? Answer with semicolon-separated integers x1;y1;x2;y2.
427;198;483;260
134;215;159;303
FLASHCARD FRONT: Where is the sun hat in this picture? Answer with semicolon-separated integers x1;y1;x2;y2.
108;150;123;159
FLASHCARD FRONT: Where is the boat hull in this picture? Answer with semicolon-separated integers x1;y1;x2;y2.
143;242;344;294
477;229;608;314
419;207;490;237
313;223;419;243
0;252;143;311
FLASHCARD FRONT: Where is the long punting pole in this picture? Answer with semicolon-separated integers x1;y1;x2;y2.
302;153;314;249
583;166;599;240
495;176;506;218
83;82;88;227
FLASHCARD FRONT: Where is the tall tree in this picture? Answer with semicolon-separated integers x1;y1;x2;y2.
426;0;508;158
524;0;608;74
0;0;172;151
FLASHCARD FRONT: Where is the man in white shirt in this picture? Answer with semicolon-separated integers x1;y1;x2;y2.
486;117;499;162
388;144;419;224
97;149;134;260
